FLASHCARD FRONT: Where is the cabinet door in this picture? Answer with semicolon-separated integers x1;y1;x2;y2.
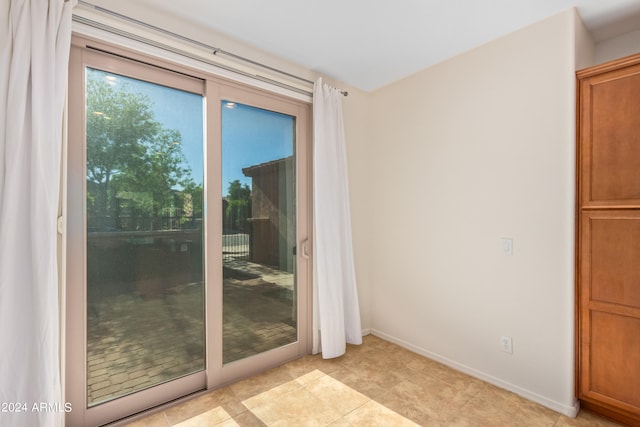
579;211;640;415
579;63;640;208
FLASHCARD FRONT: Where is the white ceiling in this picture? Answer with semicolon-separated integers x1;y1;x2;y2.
85;0;640;91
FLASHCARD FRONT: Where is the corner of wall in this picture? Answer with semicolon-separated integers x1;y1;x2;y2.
573;8;596;70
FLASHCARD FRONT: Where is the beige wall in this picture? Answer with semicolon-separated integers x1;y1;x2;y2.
595;29;640;65
575;9;595;70
361;9;582;415
340;90;373;330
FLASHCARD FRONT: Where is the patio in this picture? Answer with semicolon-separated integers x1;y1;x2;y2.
86;259;296;405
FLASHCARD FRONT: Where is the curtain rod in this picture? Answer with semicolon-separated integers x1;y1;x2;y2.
75;0;348;96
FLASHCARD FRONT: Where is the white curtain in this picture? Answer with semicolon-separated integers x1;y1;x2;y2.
0;1;75;426
312;78;362;358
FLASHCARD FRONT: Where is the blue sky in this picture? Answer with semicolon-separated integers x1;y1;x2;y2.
221;101;293;192
115;75;205;186
94;69;294;195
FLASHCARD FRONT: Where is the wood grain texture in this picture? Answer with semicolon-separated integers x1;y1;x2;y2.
577;51;640;426
580;63;640;207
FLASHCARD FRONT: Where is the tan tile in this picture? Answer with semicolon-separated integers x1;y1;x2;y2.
327;417;353;426
230;410;267;427
473;384;559;424
229;368;294;401
424;364;486;395
282;354;343;378
336;342;381;364
342;400;422;426
294;369;326;386
242;380;302;410
303;374;370;416
247;388;342;426
345;339;374;353
446;412;512;427
436;374;486;396
378;379;467;423
165;392;242;425
554;410;625;426
173;406;238;426
407;367;486;406
364;335;399;350
342;348;405;371
337;355;406;390
448;395;557;427
203;387;247;415
473;383;523;407
117;336;608;427
325;365;390;401
394;354;443;381
122;410;170;427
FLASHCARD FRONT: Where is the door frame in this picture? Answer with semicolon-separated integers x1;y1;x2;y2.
214;82;312;387
65;35;312;426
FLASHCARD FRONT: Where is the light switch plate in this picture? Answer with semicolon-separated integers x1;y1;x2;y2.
501;238;513;255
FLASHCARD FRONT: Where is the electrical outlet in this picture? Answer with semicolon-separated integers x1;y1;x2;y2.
501;336;513;354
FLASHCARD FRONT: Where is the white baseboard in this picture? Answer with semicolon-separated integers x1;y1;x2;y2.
369;329;580;418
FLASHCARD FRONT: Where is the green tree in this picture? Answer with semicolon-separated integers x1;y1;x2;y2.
86;72;195;231
181;181;204;228
225;180;251;233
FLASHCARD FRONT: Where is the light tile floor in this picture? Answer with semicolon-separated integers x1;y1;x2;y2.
119;335;623;426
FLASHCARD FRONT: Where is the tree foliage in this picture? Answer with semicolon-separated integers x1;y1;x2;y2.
86;72;200;231
225;180;251;233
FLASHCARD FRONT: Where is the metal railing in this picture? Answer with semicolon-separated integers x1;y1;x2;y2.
88;215;250;260
87;215;201;232
222;233;249;260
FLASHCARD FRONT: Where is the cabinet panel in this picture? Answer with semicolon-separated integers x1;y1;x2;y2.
588;214;640;308
590;311;640;410
580;63;640;207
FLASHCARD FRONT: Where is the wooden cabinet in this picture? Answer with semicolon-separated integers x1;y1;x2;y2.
577;53;640;426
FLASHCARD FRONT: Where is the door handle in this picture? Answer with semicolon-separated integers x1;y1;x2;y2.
300;239;310;259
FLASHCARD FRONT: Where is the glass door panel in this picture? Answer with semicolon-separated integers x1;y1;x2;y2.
221;100;297;363
85;67;205;405
68;41;310;426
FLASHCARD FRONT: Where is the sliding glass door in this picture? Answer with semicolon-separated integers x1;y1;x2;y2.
221;100;297;363
66;39;310;426
216;85;311;384
84;66;205;406
66;45;208;426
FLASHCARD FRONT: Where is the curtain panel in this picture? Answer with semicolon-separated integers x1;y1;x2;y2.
0;1;75;426
312;78;362;359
